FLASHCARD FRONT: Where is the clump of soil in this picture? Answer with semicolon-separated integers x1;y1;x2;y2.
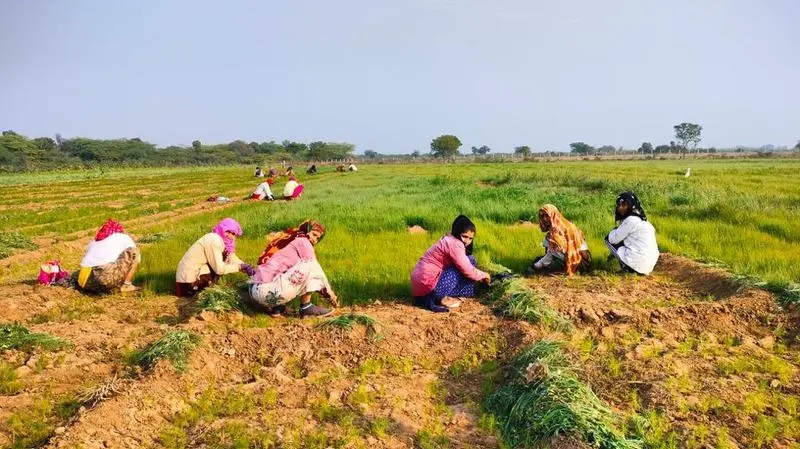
408;225;428;234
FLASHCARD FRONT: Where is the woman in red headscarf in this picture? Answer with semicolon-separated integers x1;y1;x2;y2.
248;220;338;318
77;219;141;293
528;205;592;276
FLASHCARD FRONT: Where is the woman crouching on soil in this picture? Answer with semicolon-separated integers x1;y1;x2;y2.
77;219;141;293
248;220;338;318
411;215;491;312
606;192;659;275
175;218;254;297
527;204;592;276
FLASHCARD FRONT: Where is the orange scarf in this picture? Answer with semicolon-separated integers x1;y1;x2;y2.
540;204;585;276
257;220;325;265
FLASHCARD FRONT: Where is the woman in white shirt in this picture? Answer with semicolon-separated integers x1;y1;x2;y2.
77;219;140;293
606;192;659;275
250;181;274;201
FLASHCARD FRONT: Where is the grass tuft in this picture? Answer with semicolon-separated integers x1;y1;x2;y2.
130;330;201;372
0;323;69;353
75;374;126;408
0;231;38;259
138;232;171;244
197;285;242;313
485;340;640;449
317;313;381;340
488;277;572;332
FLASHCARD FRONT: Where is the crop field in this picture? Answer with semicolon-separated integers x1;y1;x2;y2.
0;159;799;448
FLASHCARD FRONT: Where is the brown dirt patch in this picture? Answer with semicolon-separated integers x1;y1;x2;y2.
408;225;428;234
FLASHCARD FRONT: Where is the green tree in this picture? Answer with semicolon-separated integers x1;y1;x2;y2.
794;140;800;152
638;142;653;154
192;140;202;151
471;145;491;155
363;150;379;159
674;122;702;153
569;142;594;155
430;134;462;158
514;145;531;156
597;145;616;154
411;150;421;158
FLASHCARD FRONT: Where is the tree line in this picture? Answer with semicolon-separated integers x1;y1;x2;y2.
0;131;355;171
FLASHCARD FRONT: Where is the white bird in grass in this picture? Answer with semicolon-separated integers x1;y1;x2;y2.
685;168;692;177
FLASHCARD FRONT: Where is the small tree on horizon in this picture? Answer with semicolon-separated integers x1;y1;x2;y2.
638;142;653;154
192;140;202;151
514;145;531;157
471;145;491;155
674;122;703;153
430;134;462;158
569;142;594;155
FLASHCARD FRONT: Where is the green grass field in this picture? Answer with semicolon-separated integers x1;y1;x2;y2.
1;159;798;303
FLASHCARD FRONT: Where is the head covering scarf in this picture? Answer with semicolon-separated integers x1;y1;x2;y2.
95;219;124;241
540;204;585;276
450;215;476;256
615;191;647;222
212;218;243;254
257;220;326;265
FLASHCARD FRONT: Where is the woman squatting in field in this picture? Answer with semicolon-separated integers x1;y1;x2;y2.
605;192;660;275
250;179;274;201
247;220;339;318
77;219;141;293
528;204;592;276
283;176;305;200
175;218;255;297
411;215;491;312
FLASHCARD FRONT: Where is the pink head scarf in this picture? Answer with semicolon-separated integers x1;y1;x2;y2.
212;218;242;253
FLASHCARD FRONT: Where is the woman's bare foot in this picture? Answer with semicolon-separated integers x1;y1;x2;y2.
440;296;461;309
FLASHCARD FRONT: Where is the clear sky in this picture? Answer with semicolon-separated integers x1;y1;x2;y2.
1;0;798;153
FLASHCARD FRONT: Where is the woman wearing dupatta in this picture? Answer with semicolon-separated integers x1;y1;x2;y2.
77;219;141;293
175;218;254;297
248;220;338;318
528;204;592;276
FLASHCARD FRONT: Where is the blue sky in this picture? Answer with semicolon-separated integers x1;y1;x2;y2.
1;0;798;153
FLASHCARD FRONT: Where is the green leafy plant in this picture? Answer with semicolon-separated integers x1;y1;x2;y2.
485;340;640;449
197;285;242;313
0;323;69;353
130;330;201;372
317;313;381;340
0;231;38;259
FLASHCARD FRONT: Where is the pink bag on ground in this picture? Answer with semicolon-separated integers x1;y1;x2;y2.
38;260;71;285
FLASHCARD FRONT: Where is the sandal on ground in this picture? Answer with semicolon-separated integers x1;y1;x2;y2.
120;283;140;293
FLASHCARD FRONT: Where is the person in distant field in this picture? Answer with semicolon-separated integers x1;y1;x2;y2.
249;220;338;318
283;176;304;200
268;168;278;178
250;180;274;201
77;219;141;293
175;218;255;297
606;192;659;275
254;166;264;177
348;163;358;172
285;166;296;178
411;215;490;312
528;204;592;276
307;164;318;174
336;165;346;172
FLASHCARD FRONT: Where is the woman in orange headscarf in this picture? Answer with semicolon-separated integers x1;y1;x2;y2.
249;220;338;318
528;204;592;276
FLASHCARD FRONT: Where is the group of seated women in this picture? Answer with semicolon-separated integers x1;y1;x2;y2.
75;191;658;317
411;191;660;312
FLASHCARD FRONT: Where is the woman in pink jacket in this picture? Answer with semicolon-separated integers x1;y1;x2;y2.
411;215;490;312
